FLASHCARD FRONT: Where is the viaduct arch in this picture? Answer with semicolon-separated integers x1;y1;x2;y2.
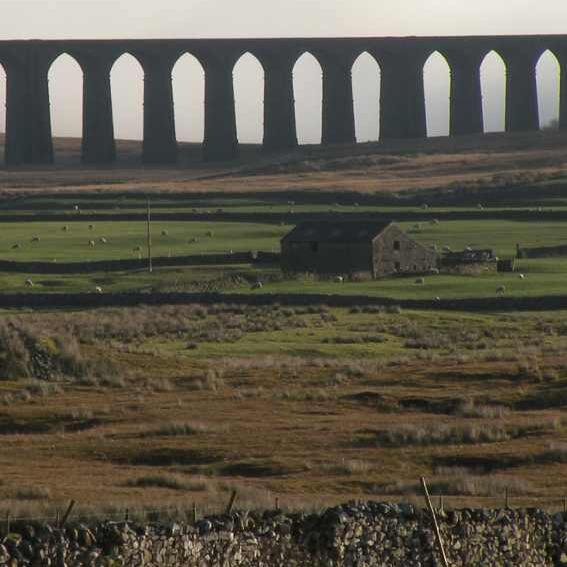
2;35;567;166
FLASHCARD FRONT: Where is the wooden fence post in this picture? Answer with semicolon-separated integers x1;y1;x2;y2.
60;500;76;528
421;477;450;567
225;491;238;515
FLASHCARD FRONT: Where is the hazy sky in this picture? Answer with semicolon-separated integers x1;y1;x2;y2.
1;0;565;144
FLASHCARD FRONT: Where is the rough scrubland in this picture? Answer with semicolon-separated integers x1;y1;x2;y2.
2;131;567;519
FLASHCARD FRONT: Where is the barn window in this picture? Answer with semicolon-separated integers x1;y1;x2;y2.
310;242;319;253
393;241;400;251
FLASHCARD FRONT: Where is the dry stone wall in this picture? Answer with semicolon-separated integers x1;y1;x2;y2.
1;502;567;566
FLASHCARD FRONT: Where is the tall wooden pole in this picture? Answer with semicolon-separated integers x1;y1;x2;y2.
146;196;153;273
421;477;450;567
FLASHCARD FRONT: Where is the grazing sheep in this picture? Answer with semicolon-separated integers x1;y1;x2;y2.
477;203;484;210
95;286;103;294
442;245;452;252
161;229;168;236
496;285;506;295
31;236;40;242
99;237;107;244
25;279;34;287
189;237;199;244
11;243;20;249
88;240;96;248
88;224;95;231
431;219;440;225
334;276;344;283
429;268;440;275
228;249;234;255
421;203;429;210
251;281;264;290
434;296;441;302
465;246;473;252
62;225;69;232
415;277;425;285
518;273;525;279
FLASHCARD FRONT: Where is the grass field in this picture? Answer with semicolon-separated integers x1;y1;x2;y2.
0;215;565;299
1;303;567;518
2;133;567;519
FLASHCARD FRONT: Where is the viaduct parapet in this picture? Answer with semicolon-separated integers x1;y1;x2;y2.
1;35;567;165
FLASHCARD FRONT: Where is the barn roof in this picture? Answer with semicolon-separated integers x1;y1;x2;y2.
282;221;394;244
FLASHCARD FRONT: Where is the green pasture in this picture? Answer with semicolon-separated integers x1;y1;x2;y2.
400;220;567;257
0;221;290;262
1;218;566;263
0;212;565;301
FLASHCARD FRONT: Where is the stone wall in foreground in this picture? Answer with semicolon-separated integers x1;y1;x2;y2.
1;502;566;566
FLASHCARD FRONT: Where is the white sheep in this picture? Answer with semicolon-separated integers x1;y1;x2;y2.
252;281;264;290
415;277;425;285
443;245;452;252
95;286;103;294
429;268;440;275
100;237;107;244
518;273;525;279
24;279;34;287
431;219;440;225
477;203;484;210
62;225;69;232
88;240;96;248
334;276;344;283
434;296;441;302
496;285;506;295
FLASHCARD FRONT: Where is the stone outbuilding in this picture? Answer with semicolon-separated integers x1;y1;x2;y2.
280;221;437;278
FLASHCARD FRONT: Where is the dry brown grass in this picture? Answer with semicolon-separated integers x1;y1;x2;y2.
0;130;566;198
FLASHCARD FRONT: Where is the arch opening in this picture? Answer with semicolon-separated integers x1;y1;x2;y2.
0;62;6;165
423;51;451;137
481;50;506;133
233;52;264;145
110;53;144;160
172;53;205;160
537;50;560;130
48;53;83;164
293;52;322;145
352;52;381;142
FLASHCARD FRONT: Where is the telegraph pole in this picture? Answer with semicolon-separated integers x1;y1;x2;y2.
146;196;153;273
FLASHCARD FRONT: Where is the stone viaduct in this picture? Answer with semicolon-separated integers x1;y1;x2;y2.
1;35;567;165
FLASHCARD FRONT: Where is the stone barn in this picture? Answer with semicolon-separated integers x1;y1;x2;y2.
280;221;437;278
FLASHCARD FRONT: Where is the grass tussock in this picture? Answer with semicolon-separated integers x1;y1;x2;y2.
140;421;227;437
125;475;209;492
361;418;560;448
